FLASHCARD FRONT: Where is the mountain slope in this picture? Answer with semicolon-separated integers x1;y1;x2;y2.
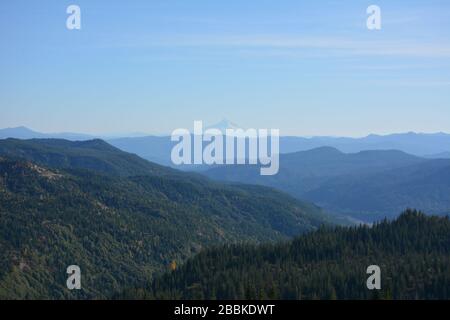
0;138;177;177
305;159;450;220
0;140;334;299
107;136;175;167
206;148;450;221
136;210;450;300
204;147;440;221
205;147;424;193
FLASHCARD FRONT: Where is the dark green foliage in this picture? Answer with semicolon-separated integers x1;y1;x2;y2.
139;210;450;300
0;138;176;177
0;154;329;299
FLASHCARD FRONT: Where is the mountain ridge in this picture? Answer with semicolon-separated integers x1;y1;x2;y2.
3;126;450;161
0;138;338;298
203;147;450;221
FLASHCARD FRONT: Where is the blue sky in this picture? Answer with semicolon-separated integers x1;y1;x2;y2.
1;0;449;136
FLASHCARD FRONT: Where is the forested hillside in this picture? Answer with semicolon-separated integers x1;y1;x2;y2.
132;210;450;300
0;138;176;177
0;140;333;299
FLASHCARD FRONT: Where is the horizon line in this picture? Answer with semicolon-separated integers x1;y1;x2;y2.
1;125;450;140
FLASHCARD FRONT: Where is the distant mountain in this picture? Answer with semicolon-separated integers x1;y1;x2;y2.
108;132;450;168
107;135;175;167
425;151;450;159
280;147;424;179
0;139;335;299
280;132;450;156
304;158;450;221
205;119;242;133
136;210;450;300
0;126;46;139
0;126;94;141
203;147;450;221
3;127;450;164
205;147;425;195
108;119;243;169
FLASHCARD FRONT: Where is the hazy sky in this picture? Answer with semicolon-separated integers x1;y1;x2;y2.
1;0;450;136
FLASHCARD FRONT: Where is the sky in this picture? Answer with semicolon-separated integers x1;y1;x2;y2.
1;0;450;137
